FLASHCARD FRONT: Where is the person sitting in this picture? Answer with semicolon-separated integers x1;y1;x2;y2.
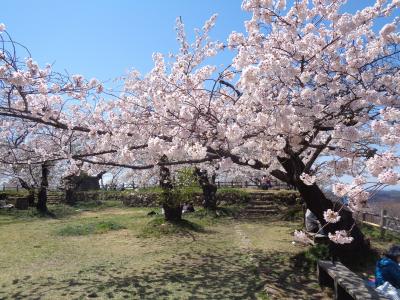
182;203;195;214
0;199;14;209
186;203;195;213
376;245;400;290
260;175;268;190
305;209;319;233
266;177;272;189
305;209;325;235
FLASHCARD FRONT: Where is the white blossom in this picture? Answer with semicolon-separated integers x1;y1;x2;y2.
300;173;316;186
323;209;341;223
328;230;354;244
293;230;313;245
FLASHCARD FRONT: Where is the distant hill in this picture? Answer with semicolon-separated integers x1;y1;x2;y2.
370;190;400;203
322;189;400;217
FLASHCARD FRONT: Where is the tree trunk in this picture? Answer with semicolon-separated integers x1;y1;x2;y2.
27;189;35;207
272;155;366;257
36;163;49;213
159;156;182;222
65;189;76;205
37;187;47;213
202;185;217;210
162;202;182;222
295;181;366;256
17;178;35;207
194;168;218;210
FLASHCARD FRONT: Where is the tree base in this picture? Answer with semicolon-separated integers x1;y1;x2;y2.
163;204;182;222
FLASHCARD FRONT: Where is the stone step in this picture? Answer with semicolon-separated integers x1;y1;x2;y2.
243;209;278;214
247;200;275;205
239;214;271;219
249;196;276;199
246;202;278;206
245;206;279;211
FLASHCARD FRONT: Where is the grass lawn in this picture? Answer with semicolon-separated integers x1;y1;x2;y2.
1;203;331;300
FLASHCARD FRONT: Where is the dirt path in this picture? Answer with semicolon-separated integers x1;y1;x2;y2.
234;220;331;300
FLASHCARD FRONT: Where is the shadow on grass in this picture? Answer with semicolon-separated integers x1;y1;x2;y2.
0;248;329;300
253;250;330;299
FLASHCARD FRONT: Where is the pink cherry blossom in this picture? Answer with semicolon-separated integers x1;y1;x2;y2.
328;230;354;244
323;209;341;224
293;230;313;245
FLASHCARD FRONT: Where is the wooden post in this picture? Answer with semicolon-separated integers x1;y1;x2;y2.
380;209;387;238
317;263;332;287
16;185;19;192
217;181;220;188
245;181;248;188
362;212;366;222
231;181;234;188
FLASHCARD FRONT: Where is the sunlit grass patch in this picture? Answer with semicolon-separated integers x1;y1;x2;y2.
139;216;205;238
56;220;126;236
0;204;79;225
0;206;333;299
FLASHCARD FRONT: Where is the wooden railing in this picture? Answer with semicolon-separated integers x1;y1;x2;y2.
358;210;400;236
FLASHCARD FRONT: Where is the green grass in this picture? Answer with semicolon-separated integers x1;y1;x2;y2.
280;204;303;221
291;244;330;273
189;206;243;219
256;290;271;300
360;223;400;245
139;216;205;238
56;220;126;236
217;187;250;196
0;190;29;198
0;205;331;299
0;204;78;225
0;200;124;226
72;199;124;210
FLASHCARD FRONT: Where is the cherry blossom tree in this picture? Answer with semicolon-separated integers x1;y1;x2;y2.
220;0;400;252
1;0;400;249
115;1;400;250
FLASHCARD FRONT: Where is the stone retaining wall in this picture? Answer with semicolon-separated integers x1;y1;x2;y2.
74;189;300;207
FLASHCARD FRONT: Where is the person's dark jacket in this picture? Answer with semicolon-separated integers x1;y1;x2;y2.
375;257;400;288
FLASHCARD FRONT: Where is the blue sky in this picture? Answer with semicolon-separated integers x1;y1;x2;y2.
1;0;389;81
1;0;248;81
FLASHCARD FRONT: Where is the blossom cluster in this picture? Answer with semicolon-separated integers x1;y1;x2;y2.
328;230;354;245
323;209;341;224
293;230;313;245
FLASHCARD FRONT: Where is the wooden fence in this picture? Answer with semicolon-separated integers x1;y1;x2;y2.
358;209;400;236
